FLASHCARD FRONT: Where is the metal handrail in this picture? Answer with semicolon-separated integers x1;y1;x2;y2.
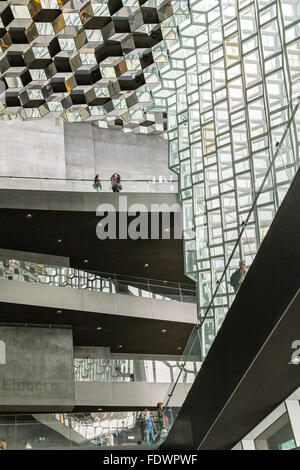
198;97;300;331
0;175;178;183
164;96;300;406
0;258;196;302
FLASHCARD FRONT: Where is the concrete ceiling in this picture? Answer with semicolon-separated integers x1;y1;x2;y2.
0;208;192;284
0;301;194;355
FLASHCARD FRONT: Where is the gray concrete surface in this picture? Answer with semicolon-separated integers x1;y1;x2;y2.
0;189;181;211
0;326;75;411
0;326;191;411
0;120;171;192
0;279;197;324
73;347;184;361
75;381;191;408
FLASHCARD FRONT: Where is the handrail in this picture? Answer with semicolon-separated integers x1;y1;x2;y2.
163;96;300;409
0;258;196;302
0;176;178;183
198;96;300;331
79;267;195;290
164;362;188;408
74;358;200;384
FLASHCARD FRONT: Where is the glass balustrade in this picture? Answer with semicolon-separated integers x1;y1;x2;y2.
0;409;181;449
0;359;201;449
0;177;179;193
160;100;300;416
0;259;196;304
73;358;201;384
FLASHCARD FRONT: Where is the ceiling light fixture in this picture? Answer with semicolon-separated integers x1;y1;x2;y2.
161;329;167;333
57;239;62;244
96;326;102;330
117;345;123;348
26;213;32;219
144;263;149;267
84;259;88;263
56;310;62;314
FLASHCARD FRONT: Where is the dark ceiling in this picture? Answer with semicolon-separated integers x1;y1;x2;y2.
0;301;194;355
0;208;193;284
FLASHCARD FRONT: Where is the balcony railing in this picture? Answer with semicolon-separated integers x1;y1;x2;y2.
0;409;181;449
0;259;196;303
162;97;300;411
0;176;178;193
74;358;201;384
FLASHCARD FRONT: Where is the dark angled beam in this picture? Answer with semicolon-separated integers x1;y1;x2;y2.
161;168;300;450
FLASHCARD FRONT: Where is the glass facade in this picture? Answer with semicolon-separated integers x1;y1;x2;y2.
0;0;189;134
74;357;201;382
0;410;180;448
0;0;299;360
233;388;300;450
150;0;300;359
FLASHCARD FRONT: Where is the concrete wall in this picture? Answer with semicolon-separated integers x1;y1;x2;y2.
0;279;197;324
73;347;183;361
0;120;170;190
0;189;180;211
0;326;75;411
0;119;65;179
91;124;171;180
75;382;191;408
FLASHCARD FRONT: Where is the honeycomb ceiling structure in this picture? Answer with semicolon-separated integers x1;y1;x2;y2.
0;0;188;134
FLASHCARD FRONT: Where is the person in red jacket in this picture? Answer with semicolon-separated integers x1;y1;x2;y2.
111;173;122;192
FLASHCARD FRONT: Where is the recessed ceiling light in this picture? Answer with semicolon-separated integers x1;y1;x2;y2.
161;329;167;333
97;408;102;411
96;326;102;330
84;259;88;263
163;280;167;284
177;347;182;351
144;263;149;267
117;344;123;348
26;213;32;219
57;239;62;244
56;310;62;314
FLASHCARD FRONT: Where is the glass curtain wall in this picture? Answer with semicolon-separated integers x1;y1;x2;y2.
150;0;300;358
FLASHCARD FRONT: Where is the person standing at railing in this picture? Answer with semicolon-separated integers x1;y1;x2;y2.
142;410;155;445
111;173;122;192
154;402;168;443
94;173;102;191
230;260;247;294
